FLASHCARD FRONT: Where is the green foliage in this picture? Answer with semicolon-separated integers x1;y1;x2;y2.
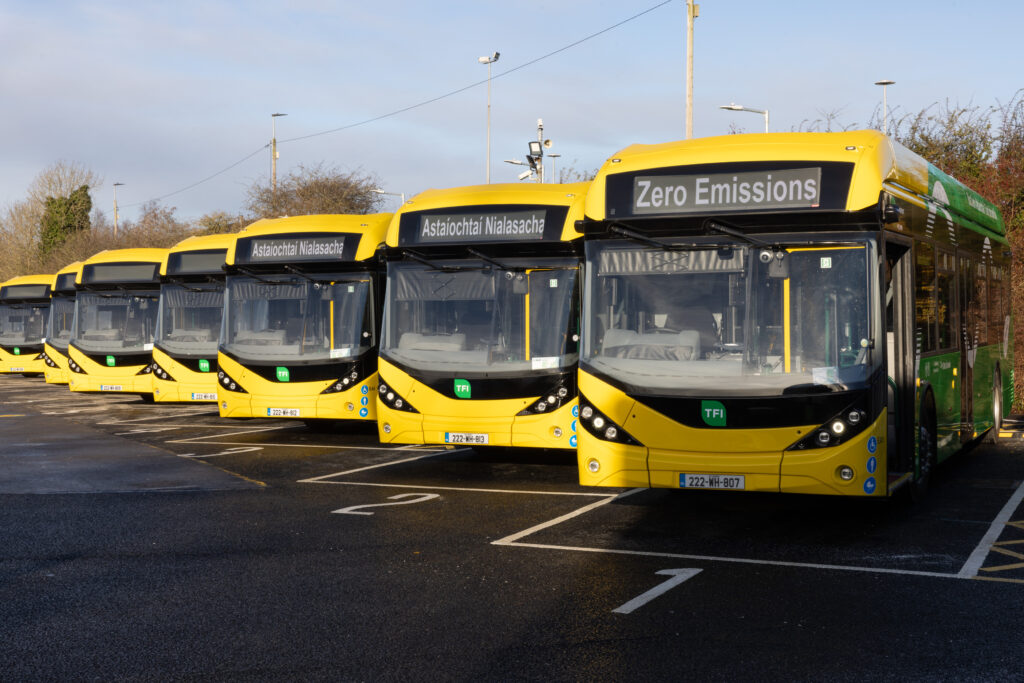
891;101;995;184
38;184;91;255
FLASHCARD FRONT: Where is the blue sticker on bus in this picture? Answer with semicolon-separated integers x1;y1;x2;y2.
572;405;579;418
361;385;368;395
360;396;368;406
359;407;368;417
571;419;577;433
867;456;877;474
569;435;577;448
867;436;877;454
864;477;876;494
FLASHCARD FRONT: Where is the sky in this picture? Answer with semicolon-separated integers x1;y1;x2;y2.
2;0;1021;222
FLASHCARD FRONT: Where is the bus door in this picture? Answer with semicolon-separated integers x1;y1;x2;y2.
957;254;975;441
885;239;914;476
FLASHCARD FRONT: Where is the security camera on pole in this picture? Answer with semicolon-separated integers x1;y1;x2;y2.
505;119;553;183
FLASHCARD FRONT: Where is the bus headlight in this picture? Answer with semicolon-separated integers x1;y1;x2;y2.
218;369;248;394
321;363;369;394
787;404;870;451
149;361;174;381
577;394;642;446
518;380;576;416
376;379;419;413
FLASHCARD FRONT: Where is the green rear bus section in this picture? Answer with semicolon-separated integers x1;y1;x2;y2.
576;130;1010;497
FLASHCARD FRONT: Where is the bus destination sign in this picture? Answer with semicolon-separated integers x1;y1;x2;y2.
416;210;547;244
237;233;359;264
630;167;822;216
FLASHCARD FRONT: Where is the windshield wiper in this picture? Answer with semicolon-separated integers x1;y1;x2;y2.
403;249;479;273
703;219;771;248
465;247;523;271
608;222;690;251
283;265;368;286
235;266;276;284
169;277;208;293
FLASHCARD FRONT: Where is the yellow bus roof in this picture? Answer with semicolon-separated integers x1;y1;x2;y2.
227;213;393;264
1;273;55;289
586;130;1003;235
386;182;591;246
161;232;237;275
81;247;169;266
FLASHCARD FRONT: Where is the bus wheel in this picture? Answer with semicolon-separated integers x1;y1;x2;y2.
910;391;937;502
984;369;1002;444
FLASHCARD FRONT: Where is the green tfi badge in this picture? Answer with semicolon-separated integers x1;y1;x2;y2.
276;367;290;382
198;359;210;373
106;355;116;367
13;347;20;355
453;378;471;399
701;400;726;427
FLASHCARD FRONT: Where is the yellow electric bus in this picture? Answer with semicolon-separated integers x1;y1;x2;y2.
42;261;83;384
217;214;391;424
68;248;167;397
0;273;53;375
151;233;235;403
576;130;1010;498
376;183;588;450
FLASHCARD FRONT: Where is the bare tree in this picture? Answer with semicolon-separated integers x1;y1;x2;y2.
244;163;384;219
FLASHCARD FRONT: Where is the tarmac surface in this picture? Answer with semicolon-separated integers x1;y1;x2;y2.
2;373;1023;681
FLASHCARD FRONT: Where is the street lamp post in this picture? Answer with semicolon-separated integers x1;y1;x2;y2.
372;188;406;208
113;182;124;238
685;2;699;138
271;112;287;194
478;52;500;183
874;80;895;135
719;103;769;132
547;153;561;184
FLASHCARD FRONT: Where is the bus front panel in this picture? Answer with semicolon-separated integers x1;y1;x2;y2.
579;235;886;496
67;288;158;394
218;272;378;421
378;257;580;449
0;300;49;374
152;282;224;403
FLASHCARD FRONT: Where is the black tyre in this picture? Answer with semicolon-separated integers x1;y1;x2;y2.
910;390;937;502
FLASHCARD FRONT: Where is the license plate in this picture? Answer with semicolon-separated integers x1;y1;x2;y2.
100;385;124;392
445;432;489;445
267;408;300;417
679;473;745;490
191;393;217;401
9;367;25;372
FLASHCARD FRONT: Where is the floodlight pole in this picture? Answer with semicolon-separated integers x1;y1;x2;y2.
271;113;287;194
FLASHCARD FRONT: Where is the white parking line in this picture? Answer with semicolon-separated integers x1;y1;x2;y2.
959;478;1024;578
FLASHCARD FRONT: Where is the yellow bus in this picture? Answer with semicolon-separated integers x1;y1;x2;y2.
576;131;1010;498
0;273;53;375
42;261;83;384
217;214;391;424
152;233;235;403
67;248;168;397
376;183;588;450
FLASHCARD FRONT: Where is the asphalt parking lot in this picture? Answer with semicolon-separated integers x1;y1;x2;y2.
2;373;1024;681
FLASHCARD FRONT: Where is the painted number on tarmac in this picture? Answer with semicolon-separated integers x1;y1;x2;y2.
332;493;440;516
612;568;703;615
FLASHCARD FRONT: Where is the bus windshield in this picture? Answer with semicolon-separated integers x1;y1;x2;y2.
582;236;878;397
46;297;76;351
0;303;48;346
221;274;374;362
72;290;159;353
156;283;225;356
381;256;579;375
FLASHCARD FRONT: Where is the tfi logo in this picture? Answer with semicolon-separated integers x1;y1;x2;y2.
198;359;210;373
701;400;726;427
106;355;116;367
454;379;471;399
276;366;290;382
